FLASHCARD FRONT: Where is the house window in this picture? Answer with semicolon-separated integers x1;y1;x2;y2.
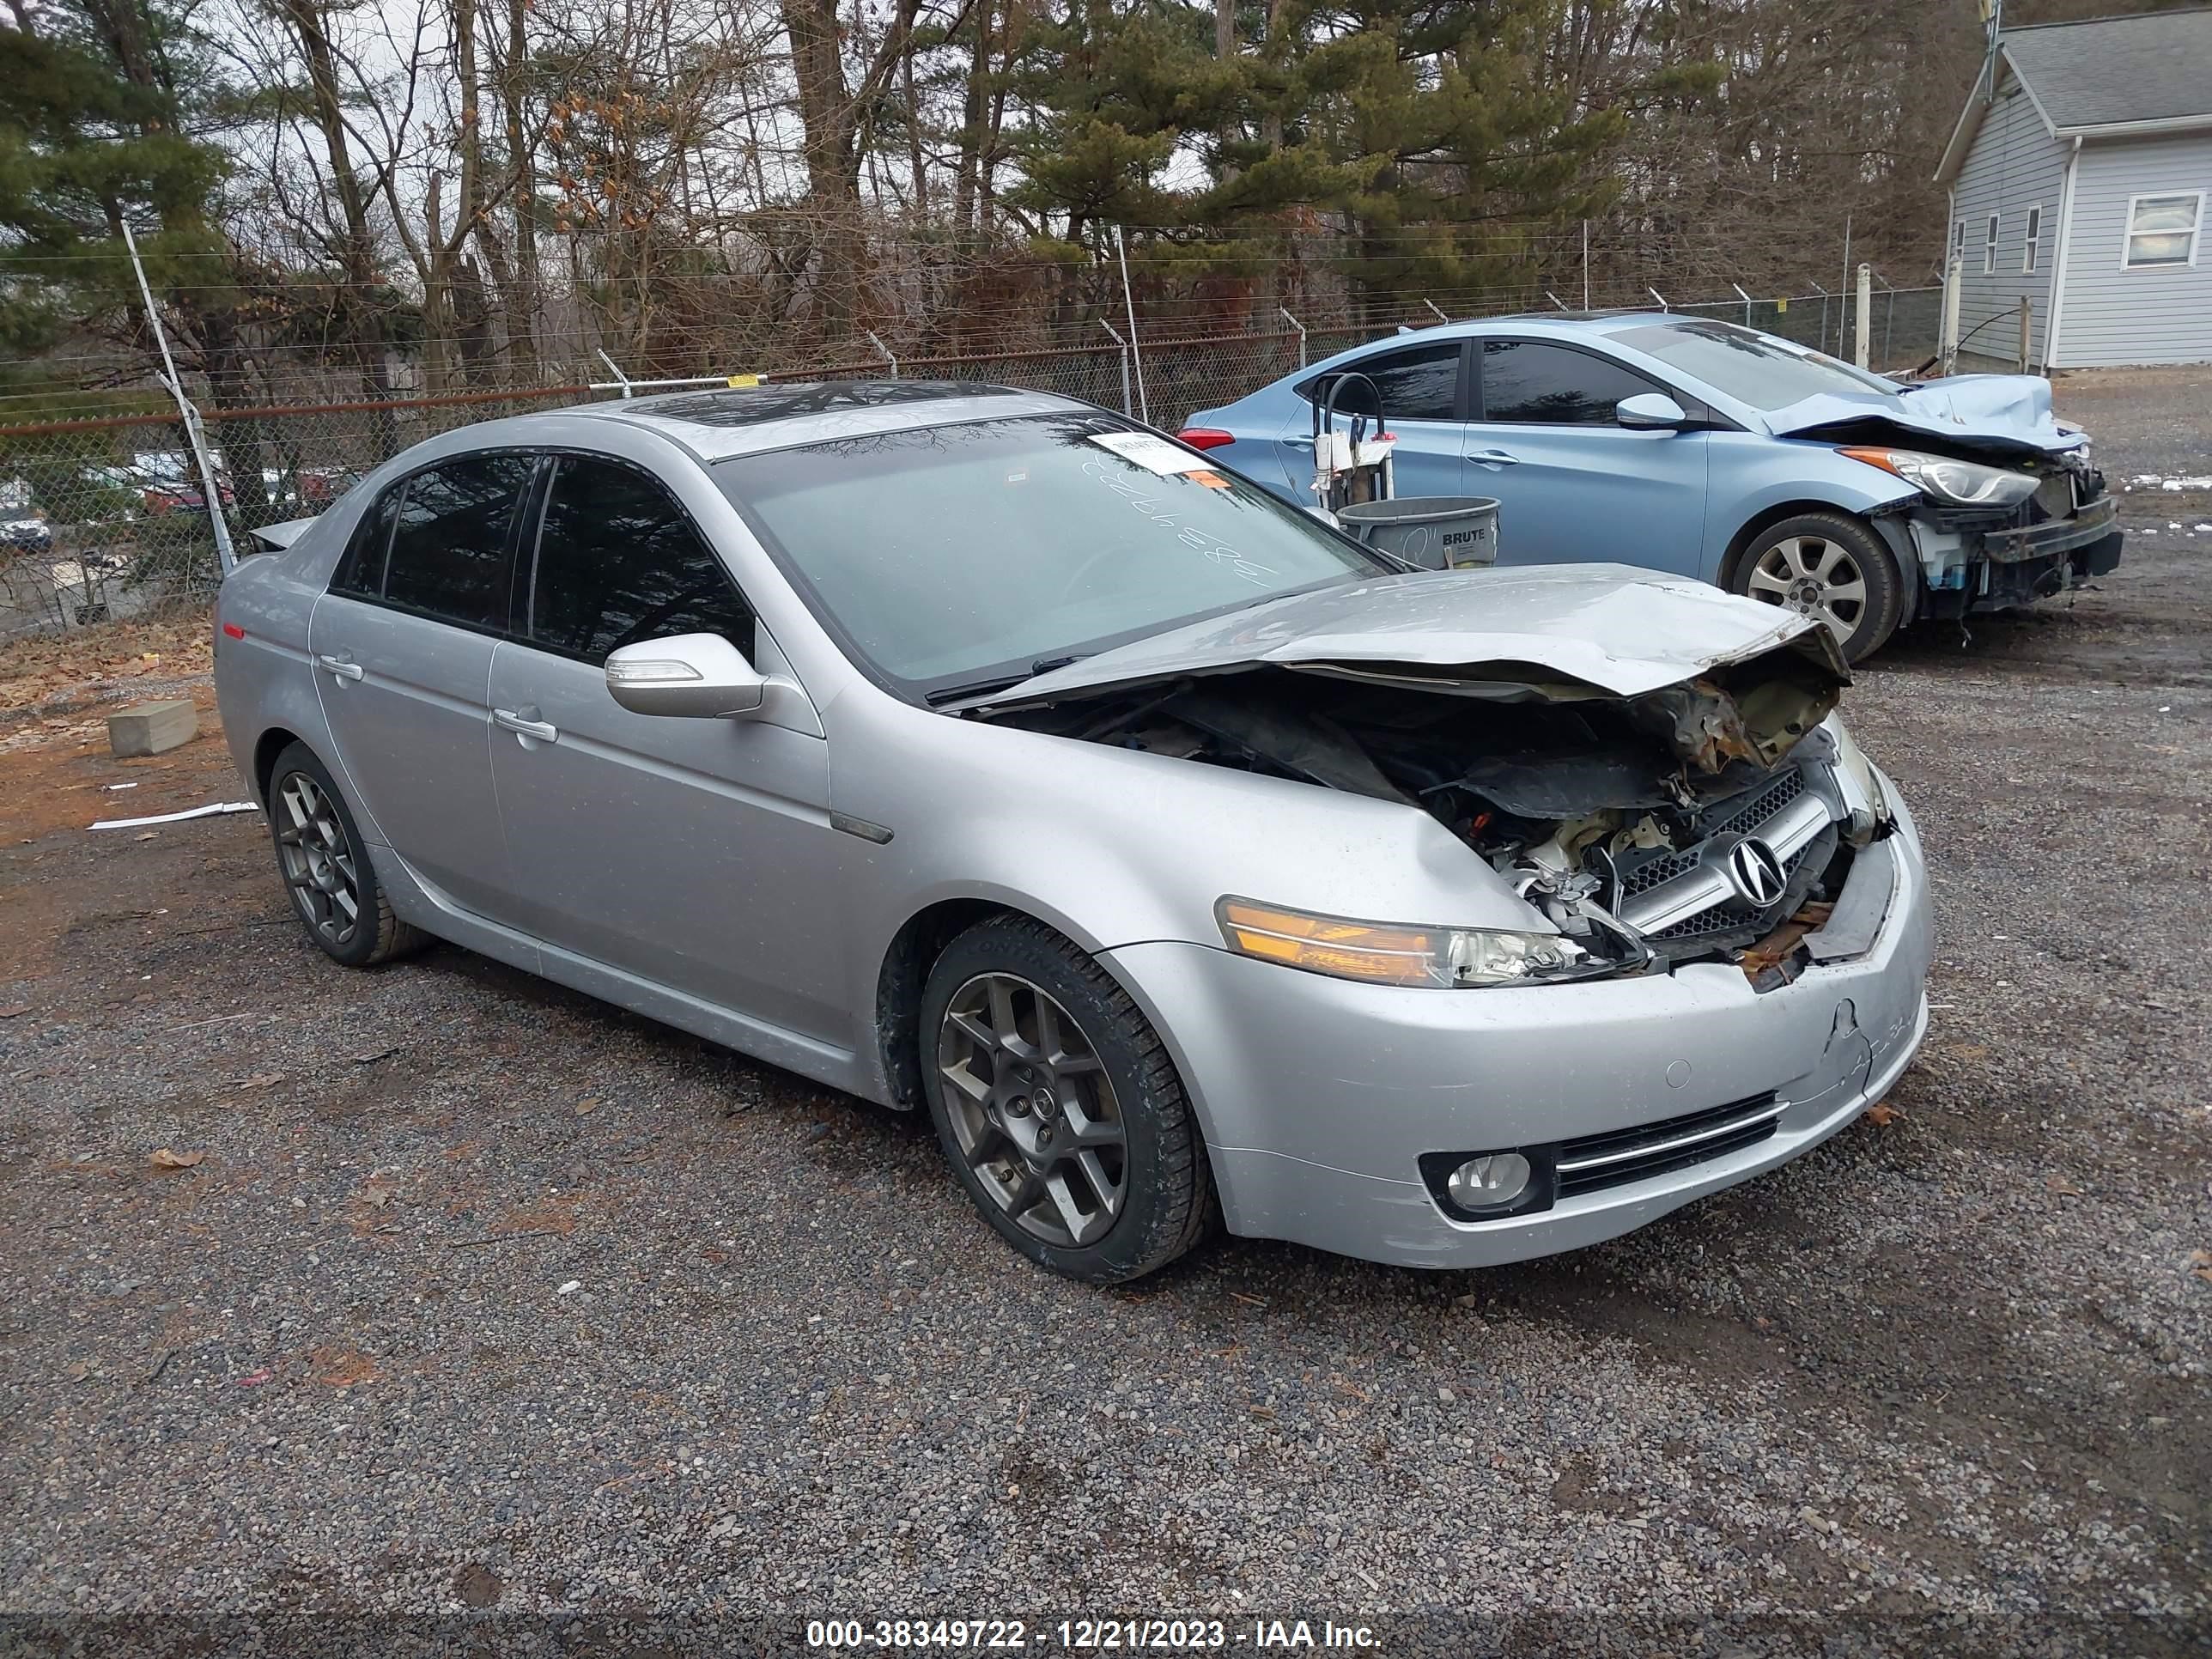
2123;191;2203;269
1984;212;2000;275
2023;205;2043;274
1952;220;1966;269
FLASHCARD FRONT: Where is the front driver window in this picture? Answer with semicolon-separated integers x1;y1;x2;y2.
1479;340;1659;427
527;454;756;662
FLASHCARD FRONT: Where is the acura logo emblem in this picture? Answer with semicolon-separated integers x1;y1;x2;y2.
1724;837;1788;908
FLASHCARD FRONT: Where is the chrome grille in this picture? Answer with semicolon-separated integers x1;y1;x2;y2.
1646;834;1823;942
1555;1092;1784;1198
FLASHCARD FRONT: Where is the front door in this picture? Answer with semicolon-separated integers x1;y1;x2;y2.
484;453;844;1044
307;451;536;918
1470;338;1709;575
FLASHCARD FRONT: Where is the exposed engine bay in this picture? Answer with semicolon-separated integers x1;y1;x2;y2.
977;638;1892;987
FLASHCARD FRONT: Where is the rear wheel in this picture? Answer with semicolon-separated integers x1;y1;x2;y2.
1733;511;1903;663
265;741;423;967
920;915;1213;1283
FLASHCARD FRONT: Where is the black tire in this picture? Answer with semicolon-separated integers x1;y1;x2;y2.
919;915;1214;1283
1731;511;1905;664
264;740;425;968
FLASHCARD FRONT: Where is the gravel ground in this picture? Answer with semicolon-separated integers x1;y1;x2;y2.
1;374;2207;1651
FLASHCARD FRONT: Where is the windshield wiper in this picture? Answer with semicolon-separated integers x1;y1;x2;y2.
925;653;1090;707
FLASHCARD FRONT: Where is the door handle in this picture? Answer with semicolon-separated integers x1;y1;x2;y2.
1283;436;1316;450
494;707;559;744
1465;448;1522;467
316;653;364;682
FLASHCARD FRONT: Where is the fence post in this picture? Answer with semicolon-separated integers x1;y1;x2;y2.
1581;220;1589;310
1424;299;1448;324
1099;319;1133;416
1731;283;1753;328
2016;297;2032;372
1648;288;1668;313
1278;307;1307;368
1855;264;1873;368
1939;255;1963;374
595;349;635;398
866;331;898;379
123;222;235;577
1110;225;1150;427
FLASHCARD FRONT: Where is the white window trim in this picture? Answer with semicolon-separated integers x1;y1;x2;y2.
1984;212;2001;275
2120;189;2204;270
2022;204;2043;274
1952;219;1966;266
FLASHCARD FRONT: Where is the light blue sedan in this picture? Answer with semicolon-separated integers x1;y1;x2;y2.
1179;314;2122;661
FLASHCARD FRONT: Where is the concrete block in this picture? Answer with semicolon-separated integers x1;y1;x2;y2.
107;699;198;758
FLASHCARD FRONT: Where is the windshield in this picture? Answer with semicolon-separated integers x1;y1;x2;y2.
1611;320;1901;410
714;412;1382;700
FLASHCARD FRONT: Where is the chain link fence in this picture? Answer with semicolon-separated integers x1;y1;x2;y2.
1;286;1944;643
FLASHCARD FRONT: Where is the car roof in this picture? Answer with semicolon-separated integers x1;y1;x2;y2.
570;380;1091;461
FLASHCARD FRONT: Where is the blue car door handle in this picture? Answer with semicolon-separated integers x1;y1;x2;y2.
1466;448;1522;467
1283;435;1315;450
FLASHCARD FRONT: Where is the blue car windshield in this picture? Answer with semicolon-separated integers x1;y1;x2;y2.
1611;320;1901;410
714;412;1383;700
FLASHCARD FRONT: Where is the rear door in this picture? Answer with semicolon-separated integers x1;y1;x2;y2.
484;452;843;1042
1292;339;1469;501
1470;338;1709;574
307;451;535;918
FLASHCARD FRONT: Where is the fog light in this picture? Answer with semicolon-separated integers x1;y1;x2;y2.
1446;1152;1531;1211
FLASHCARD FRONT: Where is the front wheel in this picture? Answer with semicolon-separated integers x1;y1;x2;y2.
1733;511;1904;664
920;915;1214;1283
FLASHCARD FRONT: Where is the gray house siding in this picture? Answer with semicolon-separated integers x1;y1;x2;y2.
1949;78;2068;368
2054;132;2212;368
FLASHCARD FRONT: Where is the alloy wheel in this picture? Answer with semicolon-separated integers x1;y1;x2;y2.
1746;533;1868;646
274;771;362;951
935;972;1127;1248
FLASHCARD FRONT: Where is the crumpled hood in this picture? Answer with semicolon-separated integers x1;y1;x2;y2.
962;565;1846;712
1765;372;2086;458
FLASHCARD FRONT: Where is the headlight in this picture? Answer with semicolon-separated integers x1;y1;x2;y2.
1216;898;1581;988
1820;714;1891;835
1838;446;2038;508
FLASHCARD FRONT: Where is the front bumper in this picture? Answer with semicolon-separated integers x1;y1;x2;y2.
1910;491;2124;618
1104;793;1932;1270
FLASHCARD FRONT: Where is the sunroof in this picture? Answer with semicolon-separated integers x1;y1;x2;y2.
639;381;1023;428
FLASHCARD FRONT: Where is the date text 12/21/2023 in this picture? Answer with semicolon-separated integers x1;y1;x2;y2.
805;1619;1382;1650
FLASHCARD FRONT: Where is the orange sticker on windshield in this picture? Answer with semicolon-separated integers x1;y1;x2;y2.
1187;469;1231;489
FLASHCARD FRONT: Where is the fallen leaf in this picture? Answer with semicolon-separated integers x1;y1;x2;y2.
0;1004;29;1018
362;1187;395;1210
149;1147;204;1170
574;1097;600;1116
2191;1249;2212;1284
2045;1174;2083;1197
135;832;155;842
351;1046;398;1065
1862;1102;1903;1128
242;1073;282;1089
309;1344;380;1388
233;1366;272;1388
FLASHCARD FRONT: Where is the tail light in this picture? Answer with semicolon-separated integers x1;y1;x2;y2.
1176;427;1236;452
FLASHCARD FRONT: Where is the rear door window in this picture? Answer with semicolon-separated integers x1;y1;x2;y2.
1477;340;1661;426
330;486;401;598
379;453;536;629
526;454;755;662
1302;342;1465;422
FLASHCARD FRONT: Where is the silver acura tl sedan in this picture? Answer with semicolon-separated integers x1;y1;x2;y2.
214;382;1931;1283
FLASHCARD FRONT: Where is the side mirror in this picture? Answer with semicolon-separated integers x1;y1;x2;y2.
1616;392;1689;430
605;632;768;719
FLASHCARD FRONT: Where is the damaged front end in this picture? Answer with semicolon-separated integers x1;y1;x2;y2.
973;622;1891;992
